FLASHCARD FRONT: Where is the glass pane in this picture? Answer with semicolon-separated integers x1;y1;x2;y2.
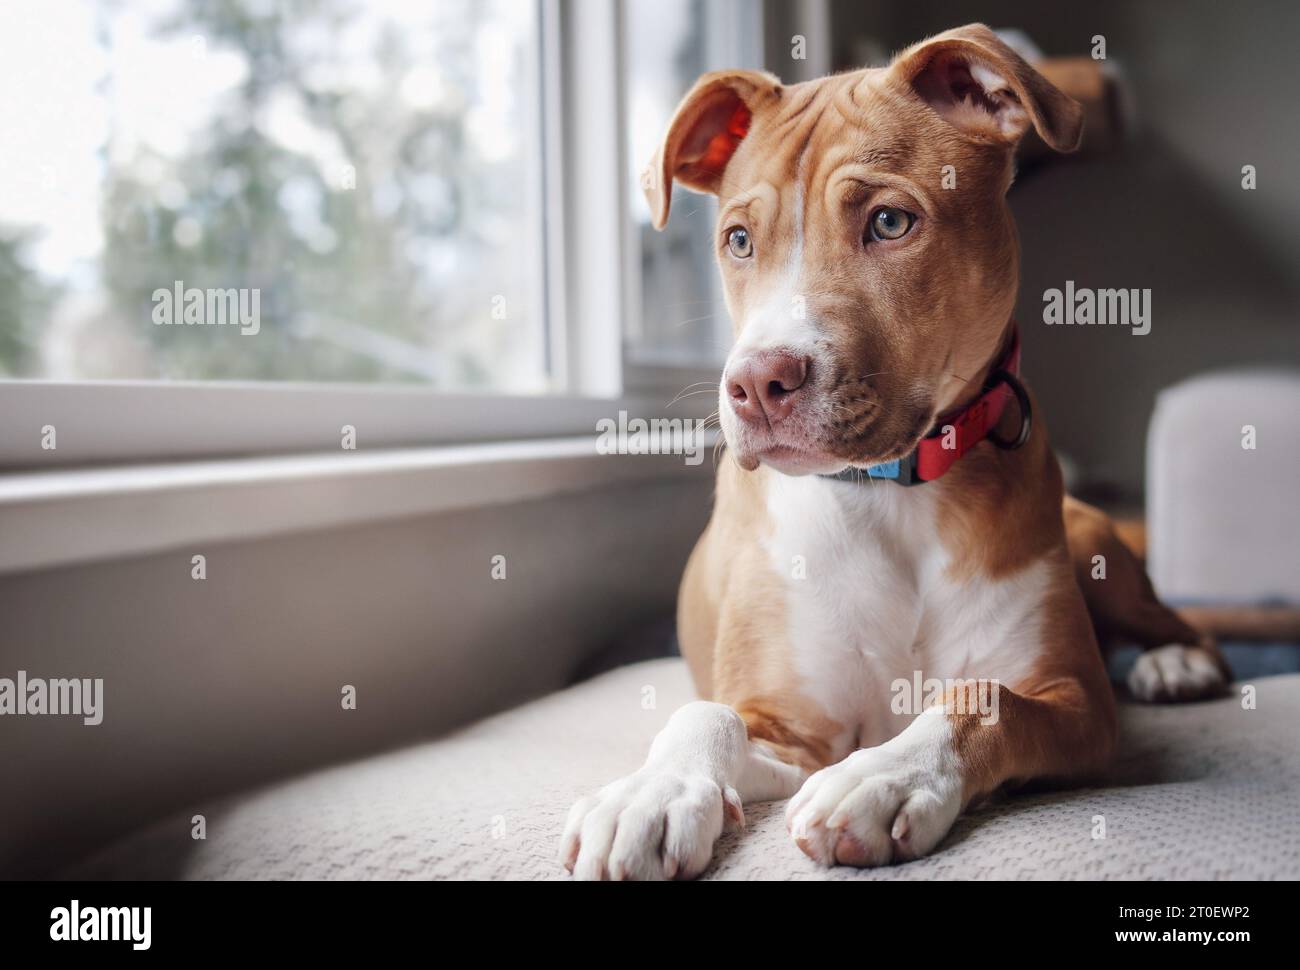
623;0;729;369
0;0;547;391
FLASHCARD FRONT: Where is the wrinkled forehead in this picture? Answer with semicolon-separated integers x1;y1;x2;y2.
716;68;975;223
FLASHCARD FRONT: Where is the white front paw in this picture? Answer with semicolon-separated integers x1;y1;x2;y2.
785;745;961;867
559;769;742;881
1128;643;1228;702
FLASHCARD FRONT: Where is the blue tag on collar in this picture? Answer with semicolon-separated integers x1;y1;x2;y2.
820;454;920;485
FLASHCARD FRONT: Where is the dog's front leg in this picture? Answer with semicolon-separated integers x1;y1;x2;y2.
786;673;1117;868
560;701;804;880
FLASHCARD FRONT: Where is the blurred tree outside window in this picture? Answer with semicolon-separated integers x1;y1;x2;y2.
0;0;547;390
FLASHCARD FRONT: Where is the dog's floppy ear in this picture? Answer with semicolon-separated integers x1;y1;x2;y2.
887;23;1083;152
642;69;781;230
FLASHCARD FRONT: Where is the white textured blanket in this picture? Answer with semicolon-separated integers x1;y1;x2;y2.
69;660;1300;880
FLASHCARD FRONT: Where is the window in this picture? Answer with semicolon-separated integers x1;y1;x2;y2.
0;0;546;391
0;1;759;466
622;0;763;370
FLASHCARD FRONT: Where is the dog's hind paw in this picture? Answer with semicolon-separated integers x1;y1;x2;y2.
1127;643;1229;703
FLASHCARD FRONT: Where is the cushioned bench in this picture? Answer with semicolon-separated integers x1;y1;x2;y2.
67;658;1300;880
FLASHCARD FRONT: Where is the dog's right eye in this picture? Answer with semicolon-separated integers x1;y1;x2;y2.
726;227;753;259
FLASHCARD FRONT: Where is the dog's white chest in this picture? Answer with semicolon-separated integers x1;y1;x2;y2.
763;474;1049;754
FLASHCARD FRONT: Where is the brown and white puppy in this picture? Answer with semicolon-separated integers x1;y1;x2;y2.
560;24;1229;880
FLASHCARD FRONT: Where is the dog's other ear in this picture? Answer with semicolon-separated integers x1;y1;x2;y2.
642;69;781;230
888;23;1083;152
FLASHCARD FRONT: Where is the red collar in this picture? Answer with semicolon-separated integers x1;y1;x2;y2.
824;327;1030;486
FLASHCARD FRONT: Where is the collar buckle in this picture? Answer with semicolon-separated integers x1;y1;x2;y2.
823;449;921;486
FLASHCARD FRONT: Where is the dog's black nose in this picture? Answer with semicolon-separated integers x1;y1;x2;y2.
726;350;810;427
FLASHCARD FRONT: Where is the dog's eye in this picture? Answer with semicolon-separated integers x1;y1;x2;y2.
867;207;914;242
726;227;753;258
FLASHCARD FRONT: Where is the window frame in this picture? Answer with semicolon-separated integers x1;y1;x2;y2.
620;0;766;390
0;0;763;470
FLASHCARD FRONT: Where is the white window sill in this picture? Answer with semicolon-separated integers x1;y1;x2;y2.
0;380;716;467
0;436;717;575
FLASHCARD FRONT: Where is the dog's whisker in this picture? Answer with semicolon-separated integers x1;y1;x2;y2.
665;390;721;410
680;204;716;219
667;388;723;407
664;381;720;409
672;313;723;329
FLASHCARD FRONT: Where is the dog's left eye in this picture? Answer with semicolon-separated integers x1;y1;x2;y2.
867;207;915;242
